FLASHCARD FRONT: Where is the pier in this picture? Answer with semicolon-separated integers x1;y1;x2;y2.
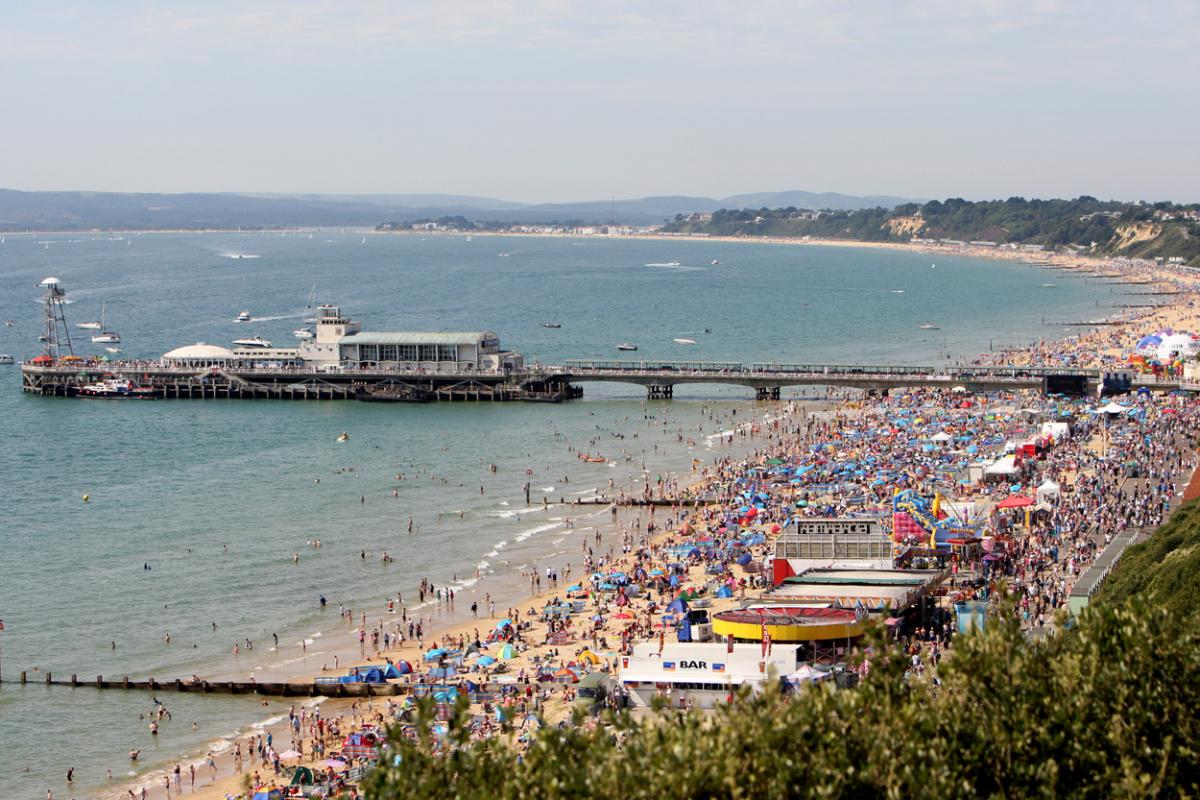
20;359;1183;400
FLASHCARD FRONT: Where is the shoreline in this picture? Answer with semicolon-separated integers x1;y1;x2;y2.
25;236;1199;800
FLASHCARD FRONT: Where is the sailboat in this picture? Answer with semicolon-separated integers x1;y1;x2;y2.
302;284;318;323
77;301;104;330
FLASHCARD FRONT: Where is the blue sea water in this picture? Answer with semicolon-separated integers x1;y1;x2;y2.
0;232;1117;798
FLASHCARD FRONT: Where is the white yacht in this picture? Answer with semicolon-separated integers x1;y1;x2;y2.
76;301;106;330
233;336;273;349
236;309;252;322
91;329;121;344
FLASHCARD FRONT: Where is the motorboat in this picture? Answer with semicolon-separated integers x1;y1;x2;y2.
673;338;696;345
236;310;252;322
711;259;720;265
233;336;273;348
543;322;562;328
918;322;940;330
293;328;314;340
77;378;157;398
336;432;350;442
105;347;121;354
0;354;14;365
91;330;121;344
617;343;638;352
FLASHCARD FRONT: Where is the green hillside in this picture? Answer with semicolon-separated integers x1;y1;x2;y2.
662;197;1200;266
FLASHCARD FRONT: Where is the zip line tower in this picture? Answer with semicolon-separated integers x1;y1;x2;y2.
39;276;74;359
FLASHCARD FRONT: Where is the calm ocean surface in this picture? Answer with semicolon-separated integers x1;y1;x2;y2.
0;233;1114;798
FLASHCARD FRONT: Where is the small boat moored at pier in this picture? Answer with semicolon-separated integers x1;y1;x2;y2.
77;378;157;398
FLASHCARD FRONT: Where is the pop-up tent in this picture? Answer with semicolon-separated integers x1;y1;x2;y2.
1036;480;1061;503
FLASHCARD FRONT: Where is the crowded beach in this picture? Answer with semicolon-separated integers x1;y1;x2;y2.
105;252;1200;800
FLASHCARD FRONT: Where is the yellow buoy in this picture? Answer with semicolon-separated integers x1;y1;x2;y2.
82;494;90;502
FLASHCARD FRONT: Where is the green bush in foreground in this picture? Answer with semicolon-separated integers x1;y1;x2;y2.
364;597;1200;799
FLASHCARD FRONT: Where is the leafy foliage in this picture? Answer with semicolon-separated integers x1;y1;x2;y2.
1095;498;1200;617
365;594;1200;799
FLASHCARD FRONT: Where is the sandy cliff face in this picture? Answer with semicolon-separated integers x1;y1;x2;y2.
885;215;925;237
1112;221;1162;251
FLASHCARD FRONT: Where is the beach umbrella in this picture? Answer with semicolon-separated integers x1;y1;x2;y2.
318;759;350;772
278;750;302;762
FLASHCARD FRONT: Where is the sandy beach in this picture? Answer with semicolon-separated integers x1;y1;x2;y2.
103;239;1200;800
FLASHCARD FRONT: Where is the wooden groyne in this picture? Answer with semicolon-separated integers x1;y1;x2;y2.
3;672;461;698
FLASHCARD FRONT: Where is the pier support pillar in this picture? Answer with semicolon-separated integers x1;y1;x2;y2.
647;384;674;400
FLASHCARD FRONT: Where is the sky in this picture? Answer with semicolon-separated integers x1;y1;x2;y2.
1;0;1197;203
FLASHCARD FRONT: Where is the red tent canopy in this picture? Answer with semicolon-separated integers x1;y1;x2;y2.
30;355;52;364
997;494;1034;509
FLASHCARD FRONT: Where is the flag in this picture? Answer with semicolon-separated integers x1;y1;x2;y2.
658;630;665;655
760;612;770;659
662;662;675;671
726;633;735;654
712;663;725;673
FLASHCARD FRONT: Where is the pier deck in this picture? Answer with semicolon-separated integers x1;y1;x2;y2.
20;360;1182;400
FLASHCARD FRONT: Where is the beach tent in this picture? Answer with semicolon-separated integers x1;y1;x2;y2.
394;660;413;675
360;667;386;683
1098;402;1131;415
382;663;401;679
423;648;447;661
716;585;734;598
1036;480;1061;503
475;654;497;666
289;767;316;786
499;643;516;660
577;649;602;665
666;597;689;614
984;456;1019;477
736;552;752;566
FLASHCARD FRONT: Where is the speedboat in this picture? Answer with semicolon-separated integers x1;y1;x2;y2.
105;347;121;354
711;259;720;265
918;322;940;330
617;343;638;352
91;330;121;343
236;310;252;322
543;322;562;329
233;336;272;348
293;328;314;340
0;354;14;365
673;338;696;345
